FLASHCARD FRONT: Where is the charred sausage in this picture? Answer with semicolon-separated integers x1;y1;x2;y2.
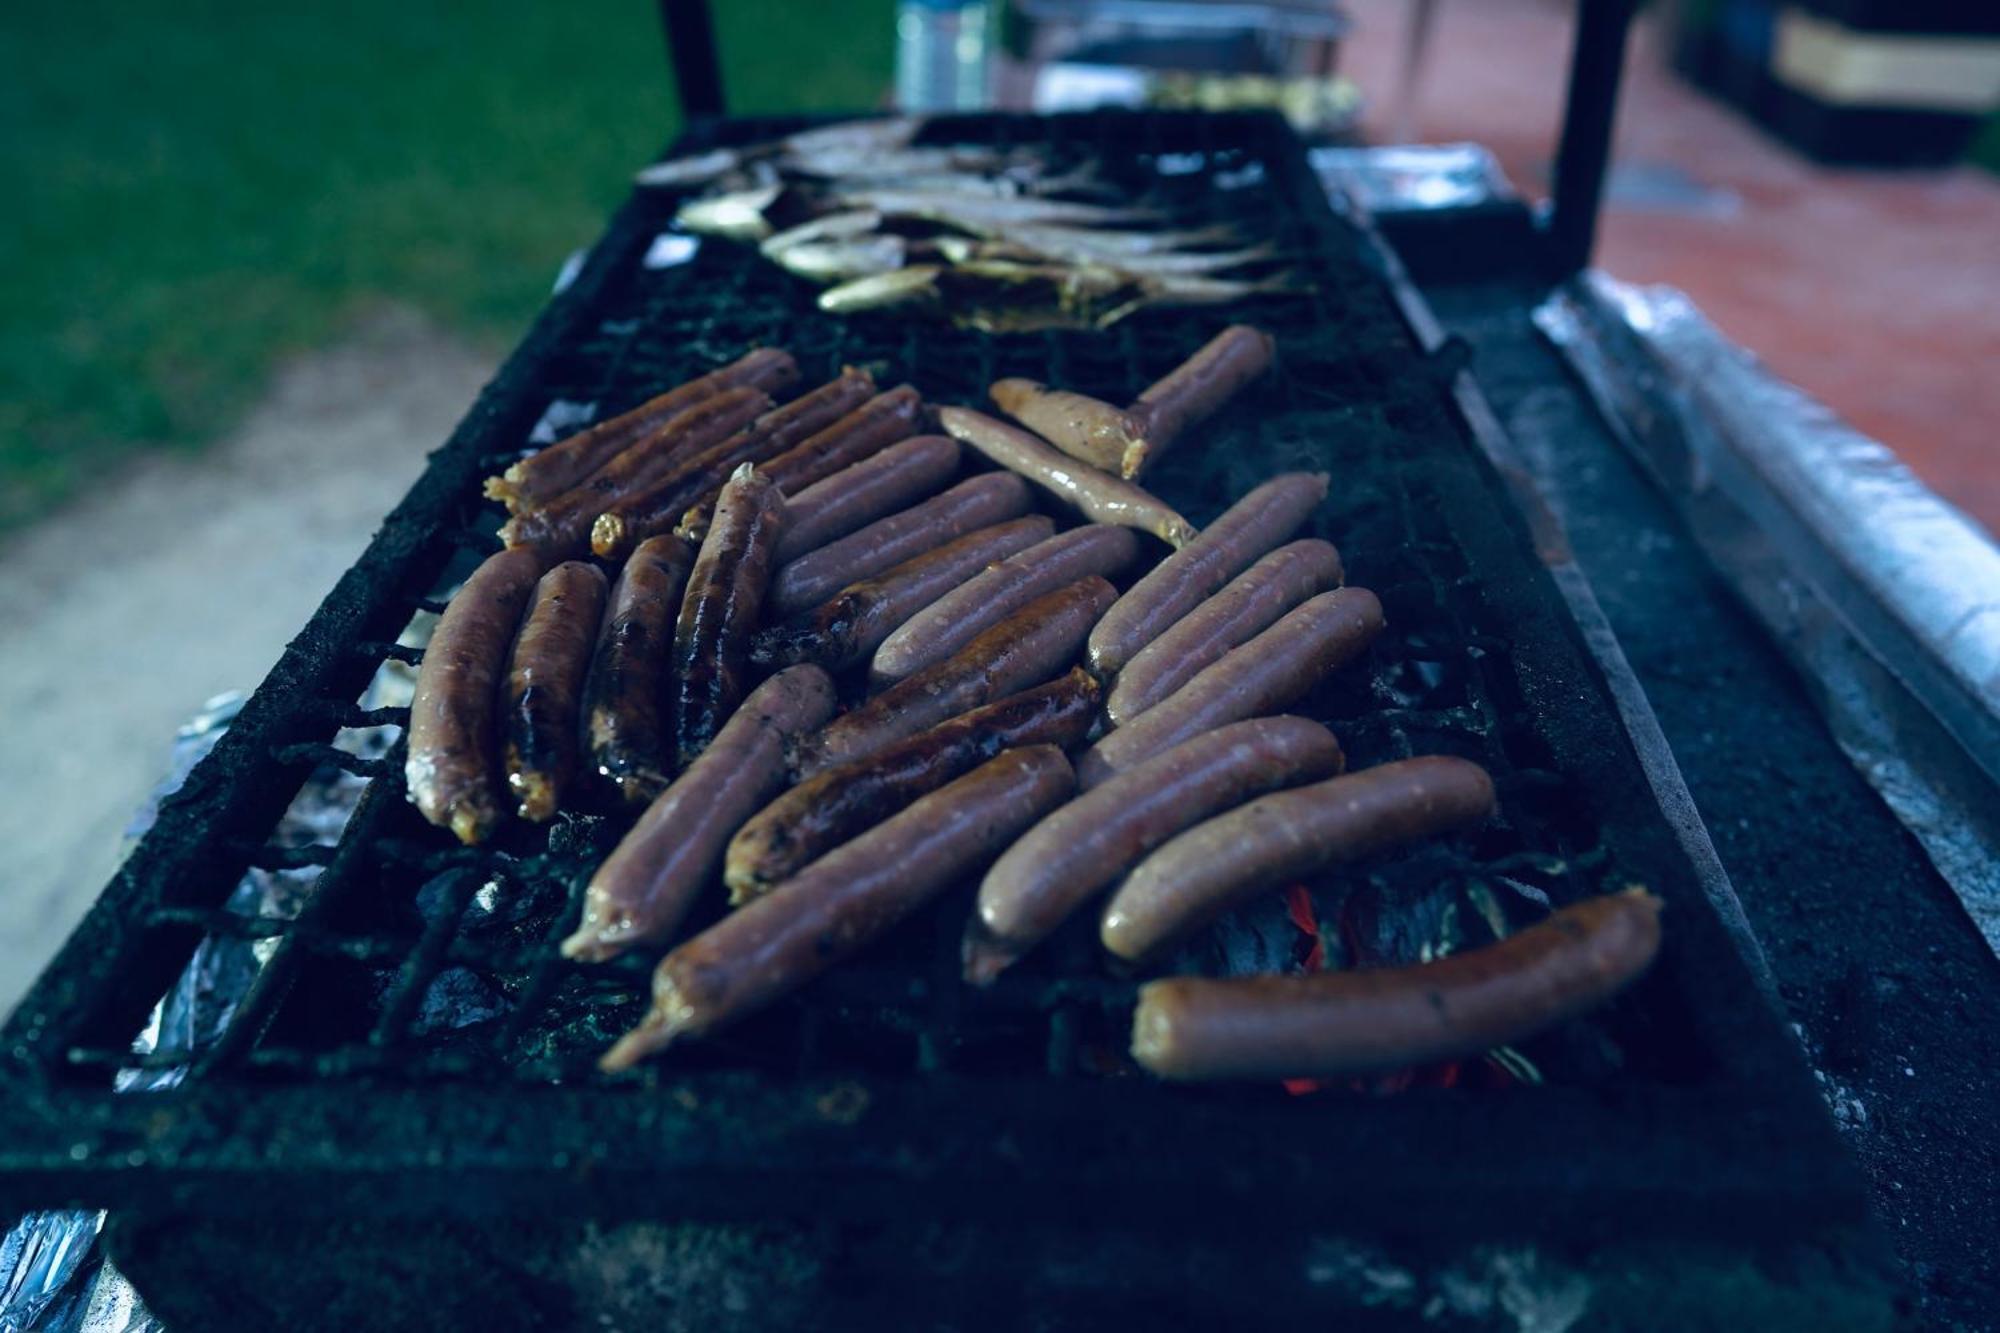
724;669;1100;902
486;347;798;511
938;406;1195;547
581;534;694;806
600;745;1074;1069
772;434;962;563
1087;471;1328;677
1101;755;1496;965
499;386;771;556
964;716;1343;983
1121;325;1274;478
988;378;1138;475
1130;888;1663;1080
1105;539;1342;725
671;464;787;768
561;665;836;963
766;471;1031;617
870;525;1139;689
792;576;1115;777
502;561;609;822
1078;586;1381;789
405;547;547;844
676;386;923;541
750;516;1054;673
591;369;876;562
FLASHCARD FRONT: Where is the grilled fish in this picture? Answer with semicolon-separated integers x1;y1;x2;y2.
820;260;1304;331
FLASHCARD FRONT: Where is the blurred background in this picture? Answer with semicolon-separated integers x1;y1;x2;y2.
2;0;1996;1010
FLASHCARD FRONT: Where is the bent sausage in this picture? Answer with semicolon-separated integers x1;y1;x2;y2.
989;378;1138;475
938;406;1194;547
561;666;836;962
1077;586;1381;789
1100;754;1496;964
581;534;694;806
1130;888;1663;1080
773;434;962;563
405;547;547;844
671;464;787;768
502;561;609;821
600;745;1074;1070
965;716;1343;983
1087;471;1327;677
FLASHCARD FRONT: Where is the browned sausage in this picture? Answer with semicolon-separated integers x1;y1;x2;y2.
1121;325;1275;478
938;407;1195;546
600;745;1075;1069
499;386;771;556
1087;471;1328;677
988;378;1138;474
1101;755;1496;965
724;668;1099;902
772;434;962;563
1130;888;1663;1080
1105;539;1343;725
485;347;798;511
561;666;836;963
870;525;1140;690
964;716;1343;984
672;464;787;768
676;386;923;541
766;471;1031;617
404;547;547;844
592;368;876;562
581;534;694;806
501;561;609;821
750;516;1054;673
1078;586;1381;789
793;575;1116;777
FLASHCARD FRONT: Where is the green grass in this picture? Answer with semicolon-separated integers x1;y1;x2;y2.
1;0;892;529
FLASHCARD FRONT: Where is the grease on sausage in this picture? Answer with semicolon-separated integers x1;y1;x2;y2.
671;463;787;768
581;534;694;806
502;561;610;821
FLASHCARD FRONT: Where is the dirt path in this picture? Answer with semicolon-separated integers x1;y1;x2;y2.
0;309;493;1016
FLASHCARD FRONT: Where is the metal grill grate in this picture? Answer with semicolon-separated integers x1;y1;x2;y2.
0;115;1859;1247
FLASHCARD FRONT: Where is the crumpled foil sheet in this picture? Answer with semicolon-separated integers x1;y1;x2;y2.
1309;143;1516;214
0;660;411;1332
1536;273;2000;954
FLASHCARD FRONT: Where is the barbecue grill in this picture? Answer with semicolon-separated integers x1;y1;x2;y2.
0;112;1897;1328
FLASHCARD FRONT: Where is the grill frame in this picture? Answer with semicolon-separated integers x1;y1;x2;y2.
0;112;1864;1248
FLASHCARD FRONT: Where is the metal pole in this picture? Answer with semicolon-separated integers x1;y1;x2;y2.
659;0;726;120
1546;0;1636;277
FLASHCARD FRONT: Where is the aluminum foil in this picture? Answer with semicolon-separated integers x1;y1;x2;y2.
1536;273;2000;954
1309;143;1517;215
0;659;412;1331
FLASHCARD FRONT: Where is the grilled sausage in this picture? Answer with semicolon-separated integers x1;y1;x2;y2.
676;386;923;541
672;464;787;767
581;534;695;806
600;745;1074;1069
793;576;1115;777
1087;471;1328;677
486;347;798;511
870;525;1139;689
1105;539;1343;725
405;547;547;844
1078;586;1381;789
592;369;877;562
499;386;771;556
773;434;962;563
938;406;1195;547
1121;325;1275;478
1101;755;1496;965
501;561;609;822
725;669;1100;902
750;516;1054;673
964;716;1343;983
1130;888;1663;1080
989;378;1138;474
561;665;836;963
766;472;1032;617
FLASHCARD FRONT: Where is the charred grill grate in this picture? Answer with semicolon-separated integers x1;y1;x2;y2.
1;115;1858;1248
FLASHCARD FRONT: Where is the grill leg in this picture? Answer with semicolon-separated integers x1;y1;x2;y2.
659;0;726;120
1546;0;1636;278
